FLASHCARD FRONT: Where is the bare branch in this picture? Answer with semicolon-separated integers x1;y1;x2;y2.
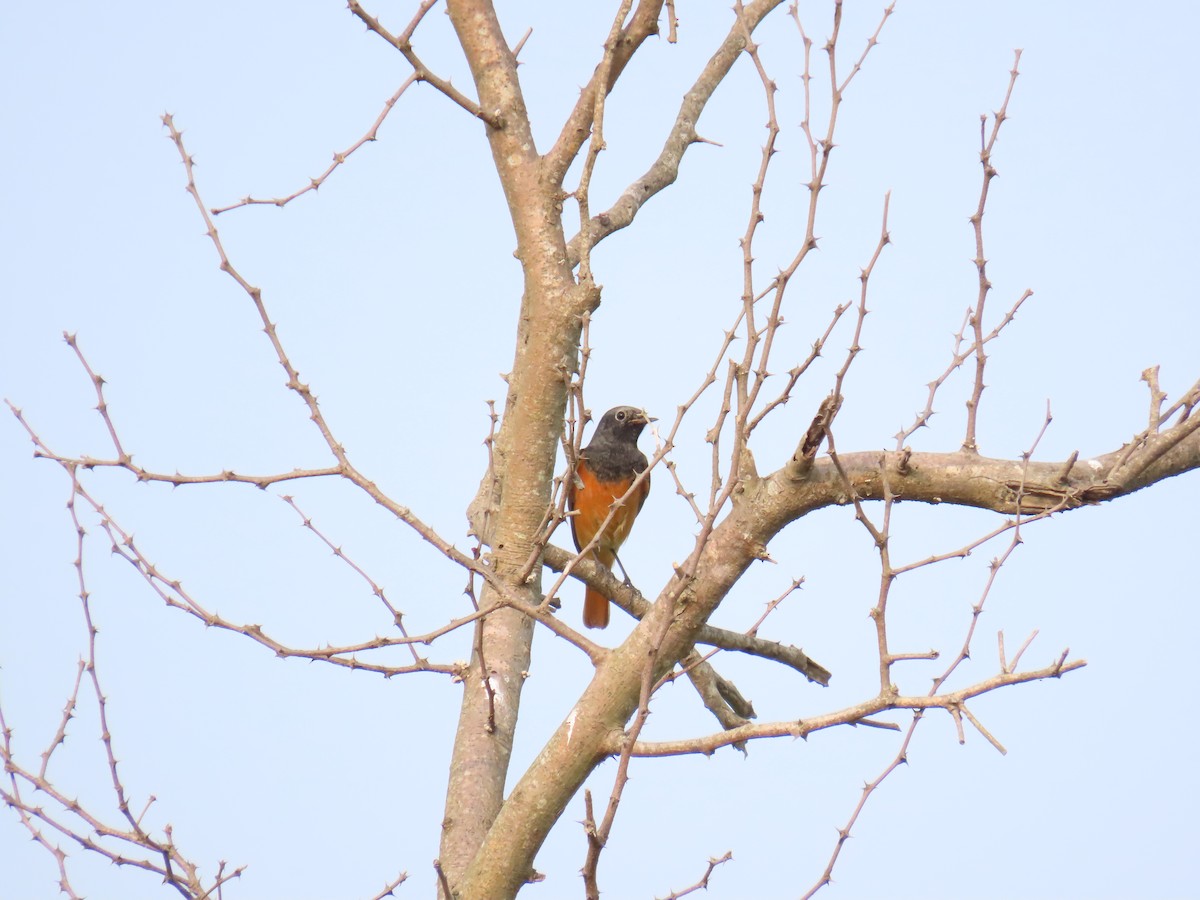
960;703;1006;755
656;851;733;900
38;659;86;780
564;0;789;266
963;49;1024;453
896;289;1033;448
0;468;248;898
541;544;831;684
211;76;419;214
7;391;493;607
280;494;427;667
583;587;677;897
347;0;499;127
544;0;665;185
572;0;636;286
622;656;1086;758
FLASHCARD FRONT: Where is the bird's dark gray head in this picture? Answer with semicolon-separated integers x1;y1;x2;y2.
591;406;655;443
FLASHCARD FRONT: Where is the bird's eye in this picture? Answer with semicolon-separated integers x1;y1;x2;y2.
616;410;626;421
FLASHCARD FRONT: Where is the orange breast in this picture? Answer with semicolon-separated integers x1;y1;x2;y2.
569;462;646;561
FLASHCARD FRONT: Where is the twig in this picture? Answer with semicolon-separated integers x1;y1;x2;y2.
280;495;426;666
38;659;86;780
148;125;504;591
347;0;499;127
804;357;1062;895
963;50;1023;453
366;871;408;899
748;300;849;435
664;0;679;44
433;859;453;899
620;656;1085;758
562;0;785;266
573;0;634;286
544;0;667;188
896;289;1032;448
656;851;733;900
960;703;1006;754
541;544;832;684
1005;629;1038;674
211;76;419;214
582;589;677;897
0;466;248;897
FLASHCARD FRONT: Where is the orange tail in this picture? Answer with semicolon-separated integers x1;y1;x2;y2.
583;585;610;629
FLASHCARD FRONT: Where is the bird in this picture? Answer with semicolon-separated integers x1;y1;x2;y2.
568;406;654;628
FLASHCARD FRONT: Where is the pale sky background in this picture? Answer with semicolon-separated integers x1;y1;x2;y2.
2;2;1198;898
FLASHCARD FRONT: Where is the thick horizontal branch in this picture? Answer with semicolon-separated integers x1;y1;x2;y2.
773;424;1200;524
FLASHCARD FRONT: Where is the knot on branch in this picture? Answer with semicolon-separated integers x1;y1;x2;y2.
787;393;841;481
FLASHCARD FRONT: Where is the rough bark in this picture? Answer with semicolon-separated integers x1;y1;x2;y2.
437;0;589;886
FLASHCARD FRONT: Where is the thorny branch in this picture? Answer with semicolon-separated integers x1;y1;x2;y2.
545;0;667;187
6;3;1200;899
543;543;830;685
208;9;537;217
3;104;569;688
572;0;634;286
617;656;1084;758
583;577;678;898
347;0;500;127
155;117;530;605
574;7;896;889
9;417;467;675
0;465;248;899
713;1;894;520
895;288;1033;449
564;0;787;267
801;403;1066;898
10;390;621;674
369;872;410;900
210;75;419;214
656;851;734;900
963;50;1024;453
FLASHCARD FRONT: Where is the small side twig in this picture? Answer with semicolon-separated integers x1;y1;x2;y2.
656;851;733;900
963;49;1024;453
368;871;409;900
347;0;500;127
211;76;418;214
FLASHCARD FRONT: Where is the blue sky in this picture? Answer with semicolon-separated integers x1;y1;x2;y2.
2;2;1198;898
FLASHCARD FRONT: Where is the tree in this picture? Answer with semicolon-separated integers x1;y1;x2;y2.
3;2;1198;898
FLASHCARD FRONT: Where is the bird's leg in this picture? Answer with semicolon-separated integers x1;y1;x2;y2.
612;551;634;586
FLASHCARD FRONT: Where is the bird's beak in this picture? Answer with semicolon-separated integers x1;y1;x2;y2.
639;410;657;424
